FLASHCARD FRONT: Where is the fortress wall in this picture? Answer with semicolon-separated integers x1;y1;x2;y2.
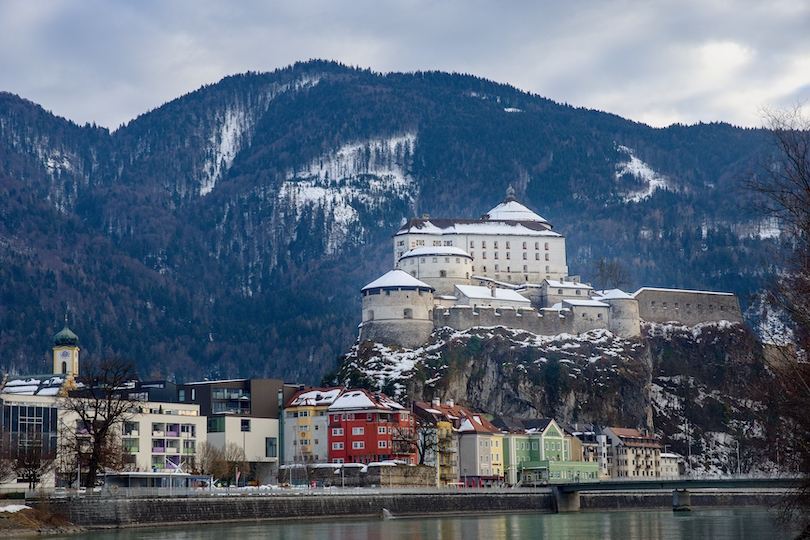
360;320;435;349
436;306;578;336
634;289;742;326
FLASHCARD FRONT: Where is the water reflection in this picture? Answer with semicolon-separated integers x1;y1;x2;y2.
73;508;794;540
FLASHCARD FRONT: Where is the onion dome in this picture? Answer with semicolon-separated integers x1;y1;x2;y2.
53;324;79;347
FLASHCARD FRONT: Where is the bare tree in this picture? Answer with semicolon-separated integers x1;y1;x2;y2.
592;257;632;291
749;104;810;534
414;419;438;465
62;355;139;488
8;434;56;489
391;426;416;459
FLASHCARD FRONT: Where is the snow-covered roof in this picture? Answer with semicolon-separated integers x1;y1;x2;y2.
362;269;433;291
327;389;405;412
455;285;530;304
400;246;472;259
633;287;736;297
562;299;610;308
396;220;560;237
597;289;634;300
544;279;593;290
2;375;68;396
287;387;343;408
486;199;548;223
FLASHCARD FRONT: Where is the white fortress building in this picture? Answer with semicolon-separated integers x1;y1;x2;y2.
360;188;743;349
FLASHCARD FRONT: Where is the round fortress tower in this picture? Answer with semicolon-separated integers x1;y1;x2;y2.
397;246;473;296
359;269;436;348
600;289;641;338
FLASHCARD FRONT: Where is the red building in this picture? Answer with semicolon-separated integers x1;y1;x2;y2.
327;389;416;464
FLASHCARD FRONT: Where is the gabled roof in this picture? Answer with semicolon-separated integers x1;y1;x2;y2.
491;416;553;434
286;387;343;408
327;389;405;412
361;269;433;292
633;287;735;297
413;401;499;433
455;285;531;304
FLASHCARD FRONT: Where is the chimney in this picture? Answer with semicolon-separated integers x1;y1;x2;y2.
432;398;440;407
446;399;454;407
422;214;430;219
491;287;496;298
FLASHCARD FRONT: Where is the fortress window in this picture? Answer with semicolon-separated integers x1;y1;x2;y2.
494;253;499;259
403;309;413;319
483;266;487;272
523;265;528;272
470;241;475;248
495;265;499;271
410;259;414;265
445;257;450;263
523;253;527;260
440;270;447;277
651;301;656;307
397;240;405;247
482;252;487;259
482;241;486;248
674;303;679;308
445;240;453;246
456;258;460;263
386;290;390;296
417;240;424;246
558;289;563;294
470;252;474;258
432;258;438;263
506;241;510;249
709;305;714;311
546;266;550;272
720;305;725;311
686;303;691;310
411;271;416;277
663;302;667;308
367;310;374;320
421;258;425;263
507;267;511;273
523;242;527;249
545;253;549;261
576;290;581;295
494;241;499;249
506;252;511;259
597;313;602;318
433;240;441;246
545;243;549;250
697;304;702;310
536;253;540;260
535;242;540;249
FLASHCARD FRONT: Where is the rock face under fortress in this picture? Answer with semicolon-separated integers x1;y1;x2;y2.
359;188;742;349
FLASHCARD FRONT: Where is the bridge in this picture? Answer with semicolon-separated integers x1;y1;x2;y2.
551;475;803;512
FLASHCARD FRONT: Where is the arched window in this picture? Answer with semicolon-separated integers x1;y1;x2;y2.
440;270;447;277
403;308;413;319
62;361;68;374
367;310;375;321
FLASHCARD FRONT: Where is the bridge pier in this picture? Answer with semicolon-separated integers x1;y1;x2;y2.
672;489;691;511
552;487;580;513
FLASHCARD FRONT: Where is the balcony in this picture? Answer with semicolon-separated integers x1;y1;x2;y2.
152;431;165;437
166;447;179;454
152;447;165;453
124;430;139;437
183;448;195;455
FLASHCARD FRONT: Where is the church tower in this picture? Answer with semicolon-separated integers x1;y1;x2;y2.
53;316;80;376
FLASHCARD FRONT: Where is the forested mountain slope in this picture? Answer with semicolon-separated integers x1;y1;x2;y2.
0;60;775;383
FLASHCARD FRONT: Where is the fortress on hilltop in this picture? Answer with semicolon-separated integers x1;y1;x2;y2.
359;187;743;348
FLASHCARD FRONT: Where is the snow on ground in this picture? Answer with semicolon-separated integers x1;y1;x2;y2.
616;145;672;202
0;505;30;513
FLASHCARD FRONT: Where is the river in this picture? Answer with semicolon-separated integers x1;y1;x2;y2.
66;508;794;540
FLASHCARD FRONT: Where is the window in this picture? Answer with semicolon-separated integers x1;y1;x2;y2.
299;425;310;431
378;426;387;434
241;419;251;432
440;270;447;277
523;242;527;249
178;389;185;402
523;253;527;260
545;253;549;261
545;242;549;250
494;241;499;249
494;265;499;272
535;242;540;250
332;428;344;436
482;252;487;259
535;253;540;260
352;427;364;435
378;441;387;448
367;413;373;421
505;242;510;249
470;241;475;248
506;252;511;260
482;241;486;248
266;438;277;457
403;308;413;319
332;442;344;450
352;441;365;449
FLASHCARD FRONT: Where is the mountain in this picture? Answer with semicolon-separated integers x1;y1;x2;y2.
0;60;777;383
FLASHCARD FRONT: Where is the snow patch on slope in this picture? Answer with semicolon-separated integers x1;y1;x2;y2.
278;133;417;254
616;145;671;202
199;76;322;196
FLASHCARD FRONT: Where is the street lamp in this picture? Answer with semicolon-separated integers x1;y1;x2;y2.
735;439;741;476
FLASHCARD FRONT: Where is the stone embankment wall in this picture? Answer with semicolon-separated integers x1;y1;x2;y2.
40;489;785;529
287;465;438;488
44;492;553;528
436;306;578;335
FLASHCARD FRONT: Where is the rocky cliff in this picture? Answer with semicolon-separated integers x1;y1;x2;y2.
334;321;772;473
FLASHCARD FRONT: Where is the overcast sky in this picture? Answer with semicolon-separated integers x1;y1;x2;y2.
1;0;808;130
